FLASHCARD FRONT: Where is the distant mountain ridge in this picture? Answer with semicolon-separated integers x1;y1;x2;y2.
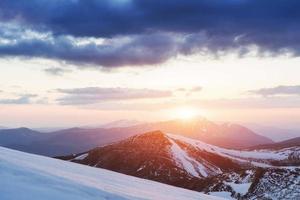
130;119;273;149
0;127;48;146
245;124;300;142
0;118;273;156
248;137;300;150
100;119;143;128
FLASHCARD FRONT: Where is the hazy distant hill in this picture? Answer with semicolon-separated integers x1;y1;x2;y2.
100;119;143;128
245;124;300;142
249;137;300;150
0;128;52;146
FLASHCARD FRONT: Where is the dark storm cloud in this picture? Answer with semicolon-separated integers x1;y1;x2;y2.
0;33;178;67
249;85;300;97
0;0;300;67
1;0;299;38
56;87;173;105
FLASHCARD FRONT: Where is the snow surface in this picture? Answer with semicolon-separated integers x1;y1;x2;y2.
167;133;298;167
73;153;88;160
224;182;251;195
168;137;208;177
0;146;225;200
209;192;235;200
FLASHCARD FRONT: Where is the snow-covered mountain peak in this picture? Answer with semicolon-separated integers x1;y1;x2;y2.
64;131;299;199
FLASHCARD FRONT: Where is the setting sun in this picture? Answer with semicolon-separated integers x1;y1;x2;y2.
175;107;198;120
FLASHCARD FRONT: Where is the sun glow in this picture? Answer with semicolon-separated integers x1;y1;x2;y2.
175;107;199;120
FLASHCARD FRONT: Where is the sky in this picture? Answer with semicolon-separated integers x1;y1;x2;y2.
0;0;300;128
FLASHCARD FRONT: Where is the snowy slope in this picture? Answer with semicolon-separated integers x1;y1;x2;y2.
0;146;225;200
167;133;300;199
160;133;299;178
167;133;299;167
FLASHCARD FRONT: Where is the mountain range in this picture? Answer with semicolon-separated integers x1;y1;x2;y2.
60;131;300;200
0;118;273;156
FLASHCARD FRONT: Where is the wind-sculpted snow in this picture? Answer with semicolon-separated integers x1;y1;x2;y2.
0;146;225;200
168;137;209;177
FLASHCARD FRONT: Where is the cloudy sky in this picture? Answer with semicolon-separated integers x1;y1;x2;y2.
0;0;300;128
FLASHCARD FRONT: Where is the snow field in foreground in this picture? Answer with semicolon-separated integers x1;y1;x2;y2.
0;146;225;200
